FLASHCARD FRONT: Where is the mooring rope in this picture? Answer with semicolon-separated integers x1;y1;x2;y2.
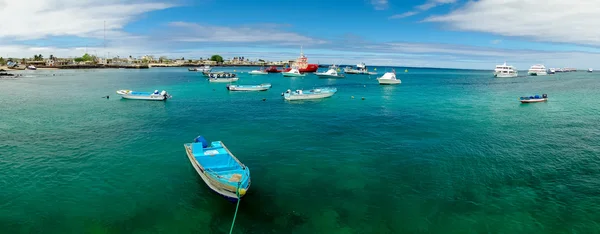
229;182;242;234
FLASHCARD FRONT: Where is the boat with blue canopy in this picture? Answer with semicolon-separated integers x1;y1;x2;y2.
116;89;171;101
520;94;548;103
183;136;251;202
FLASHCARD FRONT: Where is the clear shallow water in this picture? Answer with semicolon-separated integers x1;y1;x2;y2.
1;67;600;233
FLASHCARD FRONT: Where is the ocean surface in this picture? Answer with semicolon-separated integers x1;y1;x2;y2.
1;67;600;234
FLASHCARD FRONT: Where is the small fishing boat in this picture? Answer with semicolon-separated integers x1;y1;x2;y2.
198;65;212;72
520;94;548;103
588;68;593;73
227;83;272;91
281;67;305;77
26;65;37;70
282;87;337;101
208;72;238;82
203;71;225;77
184;136;251;202
377;70;401;85
248;69;268;75
548;68;556;74
116;89;171;101
315;65;344;78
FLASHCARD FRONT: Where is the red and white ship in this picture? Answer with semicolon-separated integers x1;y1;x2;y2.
283;46;318;73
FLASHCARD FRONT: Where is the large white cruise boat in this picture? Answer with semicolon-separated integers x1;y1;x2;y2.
494;62;518;78
528;64;548;76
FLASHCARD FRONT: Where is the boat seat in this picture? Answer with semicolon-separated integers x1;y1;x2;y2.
229;174;242;182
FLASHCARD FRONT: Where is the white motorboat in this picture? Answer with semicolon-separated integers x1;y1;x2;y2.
315;65;344;78
282;87;337;101
377;70;401;85
116;89;171;101
528;64;547;76
494;62;518;78
588;68;593;73
344;63;377;75
281;67;306;77
227;83;272;91
26;65;37;70
548;68;556;74
209;77;239;83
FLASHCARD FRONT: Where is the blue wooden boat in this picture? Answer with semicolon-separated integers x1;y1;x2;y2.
183;136;251;202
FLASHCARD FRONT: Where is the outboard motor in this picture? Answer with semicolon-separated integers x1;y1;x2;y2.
542;94;548;98
194;136;209;148
160;90;167;96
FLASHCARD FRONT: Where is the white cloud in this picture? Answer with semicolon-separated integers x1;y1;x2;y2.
424;0;600;46
389;12;418;19
166;22;328;45
391;0;456;20
0;0;173;40
416;0;457;11
371;0;389;10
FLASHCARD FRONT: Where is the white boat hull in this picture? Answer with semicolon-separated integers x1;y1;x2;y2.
528;71;547;76
520;98;547;103
377;78;401;85
120;94;167;101
495;73;518;78
209;78;239;83
282;72;305;77
316;73;344;78
284;92;335;100
249;71;268;75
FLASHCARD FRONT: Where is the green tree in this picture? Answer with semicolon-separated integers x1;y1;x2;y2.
159;56;168;63
49;55;54;60
210;55;224;63
38;54;43;61
81;53;93;61
0;57;5;65
188;59;192;63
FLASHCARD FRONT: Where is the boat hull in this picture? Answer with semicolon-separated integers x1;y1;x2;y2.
209;78;239;83
284;92;335;100
282;73;305;77
227;84;271;91
520;98;547;103
316;74;344;78
494;73;518;78
116;90;169;101
377;79;401;85
184;145;249;203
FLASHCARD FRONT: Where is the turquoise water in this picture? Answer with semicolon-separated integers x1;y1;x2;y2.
2;67;600;233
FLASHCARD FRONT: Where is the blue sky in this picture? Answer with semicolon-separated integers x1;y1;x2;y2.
1;0;600;69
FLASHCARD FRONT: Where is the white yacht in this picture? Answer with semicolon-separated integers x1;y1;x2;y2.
588;68;593;73
494;62;518;78
528;64;547;76
344;63;377;75
377;70;401;85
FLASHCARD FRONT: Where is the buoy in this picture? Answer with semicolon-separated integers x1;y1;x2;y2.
262;98;266;101
362;97;365;100
234;70;236;72
405;69;408;73
374;68;377;71
351;96;354;99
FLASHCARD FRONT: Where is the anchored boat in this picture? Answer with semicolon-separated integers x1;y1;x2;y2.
520;94;548;103
344;63;377;75
281;67;306;77
248;70;268;75
116;89;171;101
315;65;344;78
377;71;401;85
208;72;239;82
227;83;272;91
528;64;547;76
494;62;518;78
282;87;337;101
184;136;251;202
